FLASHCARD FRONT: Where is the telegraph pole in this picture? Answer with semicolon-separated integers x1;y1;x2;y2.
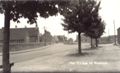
44;26;46;46
108;28;110;43
36;23;39;43
113;20;117;45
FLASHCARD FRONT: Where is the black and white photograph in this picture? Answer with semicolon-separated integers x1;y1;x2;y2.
0;0;120;73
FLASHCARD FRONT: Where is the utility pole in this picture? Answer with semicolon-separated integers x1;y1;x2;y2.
113;20;117;45
108;28;110;43
36;23;39;43
44;26;46;46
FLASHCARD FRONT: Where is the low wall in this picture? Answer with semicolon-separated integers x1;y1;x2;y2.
0;42;53;52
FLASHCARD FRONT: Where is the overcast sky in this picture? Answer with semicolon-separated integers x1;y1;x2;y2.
0;0;120;40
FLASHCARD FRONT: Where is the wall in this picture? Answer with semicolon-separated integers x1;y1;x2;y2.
0;42;53;52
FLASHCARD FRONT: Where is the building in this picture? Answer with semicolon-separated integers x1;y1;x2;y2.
75;33;116;44
117;28;120;44
99;35;116;44
0;27;40;43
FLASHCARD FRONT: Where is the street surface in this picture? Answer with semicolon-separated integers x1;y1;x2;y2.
0;43;120;72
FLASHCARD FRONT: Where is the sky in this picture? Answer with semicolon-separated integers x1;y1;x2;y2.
99;0;120;36
0;0;120;40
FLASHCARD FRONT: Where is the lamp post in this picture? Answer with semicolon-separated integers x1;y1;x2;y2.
113;20;117;45
108;28;110;43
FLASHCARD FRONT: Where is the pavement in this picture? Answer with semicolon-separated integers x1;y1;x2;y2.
1;43;120;72
0;44;52;64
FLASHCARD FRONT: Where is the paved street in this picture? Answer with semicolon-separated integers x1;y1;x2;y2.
0;43;120;72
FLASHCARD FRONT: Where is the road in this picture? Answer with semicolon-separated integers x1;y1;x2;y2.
10;43;79;63
0;43;120;72
0;43;78;63
11;43;89;72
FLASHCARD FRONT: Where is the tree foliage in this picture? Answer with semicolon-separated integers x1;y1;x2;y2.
85;20;105;39
62;0;101;33
84;2;105;39
61;0;102;54
40;29;53;42
0;0;69;24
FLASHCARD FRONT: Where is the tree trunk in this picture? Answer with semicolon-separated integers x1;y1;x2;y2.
2;7;11;73
95;38;98;47
90;37;93;48
78;32;82;54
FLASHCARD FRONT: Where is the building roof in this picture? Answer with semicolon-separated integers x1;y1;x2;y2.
0;27;39;41
118;27;120;30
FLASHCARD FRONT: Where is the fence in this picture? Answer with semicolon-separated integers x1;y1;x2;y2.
0;42;53;52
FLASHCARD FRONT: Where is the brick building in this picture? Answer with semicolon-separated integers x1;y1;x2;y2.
0;27;40;43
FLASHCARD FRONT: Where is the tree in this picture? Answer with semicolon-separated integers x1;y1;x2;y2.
40;29;53;45
95;22;105;47
85;21;105;48
84;2;105;48
67;38;73;44
0;0;69;73
62;0;100;54
93;21;105;47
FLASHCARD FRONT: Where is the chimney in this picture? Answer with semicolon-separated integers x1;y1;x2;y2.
15;25;17;28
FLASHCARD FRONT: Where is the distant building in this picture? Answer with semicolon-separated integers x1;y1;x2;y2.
0;27;40;43
99;35;116;44
117;28;120;44
75;33;116;44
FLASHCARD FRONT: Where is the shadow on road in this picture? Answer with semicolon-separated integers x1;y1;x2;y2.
83;46;103;51
65;51;94;57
